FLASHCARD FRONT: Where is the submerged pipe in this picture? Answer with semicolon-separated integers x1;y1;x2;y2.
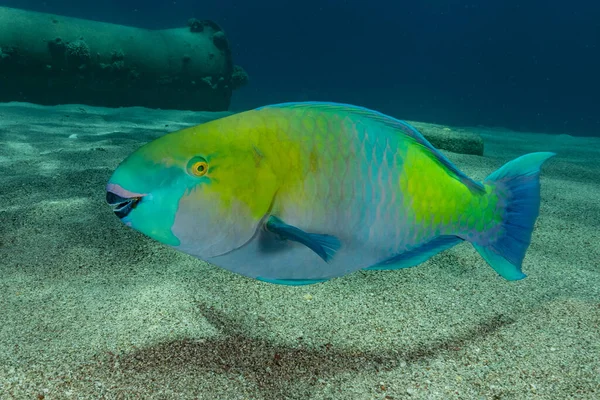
0;6;248;111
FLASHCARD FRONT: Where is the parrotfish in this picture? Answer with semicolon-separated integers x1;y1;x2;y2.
106;102;554;285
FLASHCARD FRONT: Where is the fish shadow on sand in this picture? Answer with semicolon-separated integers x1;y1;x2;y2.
104;304;515;398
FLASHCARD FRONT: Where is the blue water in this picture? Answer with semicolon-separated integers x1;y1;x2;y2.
2;0;598;135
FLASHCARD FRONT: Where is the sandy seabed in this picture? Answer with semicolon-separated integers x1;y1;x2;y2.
0;102;598;399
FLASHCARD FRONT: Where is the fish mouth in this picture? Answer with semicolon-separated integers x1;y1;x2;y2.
106;183;145;219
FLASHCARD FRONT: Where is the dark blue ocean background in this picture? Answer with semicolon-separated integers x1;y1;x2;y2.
2;0;599;136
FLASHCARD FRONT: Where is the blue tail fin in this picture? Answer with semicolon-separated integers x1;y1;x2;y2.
473;152;556;280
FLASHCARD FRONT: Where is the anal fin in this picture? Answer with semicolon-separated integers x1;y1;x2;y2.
365;235;463;270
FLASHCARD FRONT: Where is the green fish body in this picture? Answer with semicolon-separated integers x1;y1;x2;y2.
106;102;555;285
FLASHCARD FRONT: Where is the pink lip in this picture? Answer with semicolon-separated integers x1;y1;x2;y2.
106;183;147;199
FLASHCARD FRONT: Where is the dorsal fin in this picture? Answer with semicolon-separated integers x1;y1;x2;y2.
257;101;485;194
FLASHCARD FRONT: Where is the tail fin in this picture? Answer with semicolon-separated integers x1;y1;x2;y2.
473;152;556;280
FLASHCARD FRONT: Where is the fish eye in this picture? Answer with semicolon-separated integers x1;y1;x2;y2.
187;157;209;177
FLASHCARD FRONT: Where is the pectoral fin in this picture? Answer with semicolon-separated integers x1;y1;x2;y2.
265;216;340;262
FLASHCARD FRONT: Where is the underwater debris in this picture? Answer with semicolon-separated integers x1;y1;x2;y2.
201;76;216;89
0;6;248;111
99;51;126;73
187;18;204;32
231;65;249;89
212;31;228;50
188;18;223;33
66;38;91;66
408;121;484;156
99;60;124;73
110;50;125;61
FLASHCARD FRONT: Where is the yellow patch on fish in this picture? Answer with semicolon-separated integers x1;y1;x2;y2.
309;148;319;173
401;144;475;229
